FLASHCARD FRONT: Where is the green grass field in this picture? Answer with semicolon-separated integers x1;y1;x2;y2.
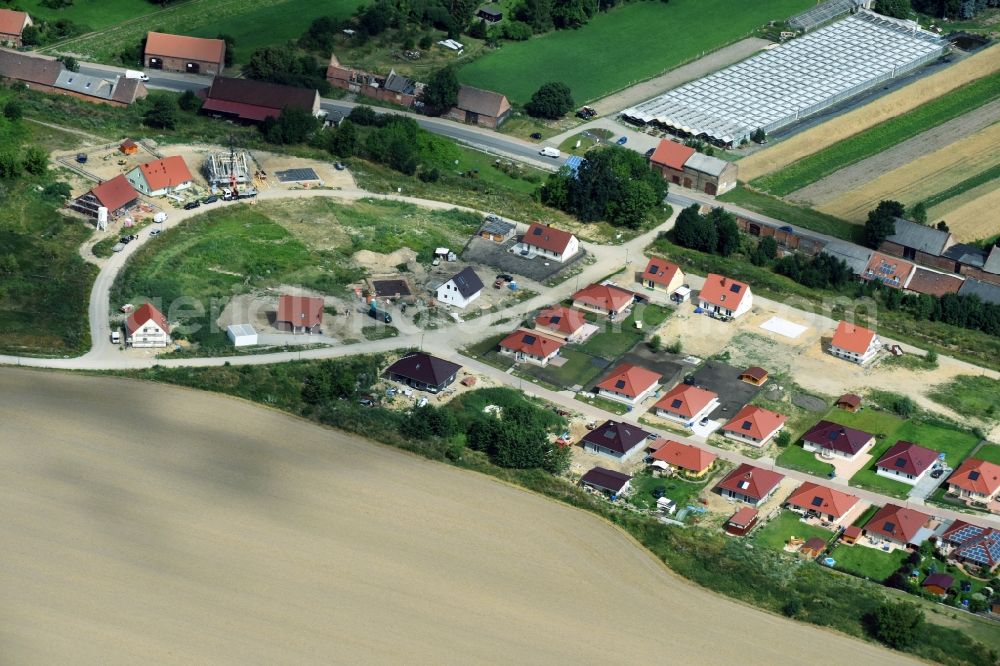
716;185;862;242
829;544;908;582
458;0;814;104
628;468;707;512
753;70;1000;196
928;375;1000;421
518;348;605;389
577;304;671;359
751;511;833;552
920;163;1000;211
775;445;835;477
971;443;1000;465
17;0;156;31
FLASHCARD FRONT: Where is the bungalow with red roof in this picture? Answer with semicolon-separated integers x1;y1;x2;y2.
829;320;881;364
863;504;931;548
947;458;1000;505
698;273;752;319
499;329;563;367
595;363;662;405
721;405;785;447
572;283;634;319
724;506;759;536
581;420;652;461
534;306;590;343
875;441;940;486
801;420;875;461
785;482;860;525
145;32;226;76
125;303;170;348
276;295;324;334
639;257;684;294
71;174;139;219
126;155;194;196
0;9;32;47
521;223;579;263
653;383;719;427
940;521;1000;573
716;463;785;507
649;440;716;478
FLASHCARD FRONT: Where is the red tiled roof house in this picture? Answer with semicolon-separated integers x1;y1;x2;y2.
125;303;170;348
941;521;1000;573
653;383;719;427
499;329;563;367
721;405;785;447
801;420;875;461
875;441;940;486
71;174;139;219
126;155;194;196
698;273;752;319
276;295;324;334
649;440;717;478
639;257;684;294
947;458;1000;505
595;363;662;406
521;223;579;263
145;32;226;76
716;463;785;507
863;504;931;548
785;482;860;524
829;320;881;365
572;283;634;319
534;306;590;343
201;76;321;123
0;9;32;47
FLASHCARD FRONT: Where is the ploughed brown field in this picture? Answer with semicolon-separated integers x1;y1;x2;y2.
0;369;916;664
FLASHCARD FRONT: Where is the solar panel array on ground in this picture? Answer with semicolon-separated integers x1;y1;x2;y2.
275;167;321;183
621;11;946;145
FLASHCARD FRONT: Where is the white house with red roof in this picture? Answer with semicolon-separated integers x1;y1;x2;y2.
572;283;634;319
521;223;579;263
595;363;662;405
126;155;194;196
941;521;1000;572
947;458;1000;505
653;383;719;427
716;463;785;507
125;303;170;348
875;441;940;485
649;440;716;477
533;306;594;343
639;257;684;294
0;9;32;47
498;329;563;366
785;482;860;525
276;294;324;334
829;320;881;364
721;405;785;447
698;273;752;319
864;504;931;548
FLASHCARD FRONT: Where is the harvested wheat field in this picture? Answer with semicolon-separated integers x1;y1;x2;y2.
814;121;1000;221
931;185;1000;241
738;44;1000;181
0;368;917;665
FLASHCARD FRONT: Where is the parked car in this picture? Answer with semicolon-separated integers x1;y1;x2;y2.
202;195;218;204
75;153;88;164
358;395;375;407
644;147;656;158
149;228;161;237
576;107;597;120
539;146;561;158
184;200;201;210
110;331;121;344
930;468;945;479
530;132;542;140
334;162;346;170
496;273;514;282
616;136;627;145
698;417;711;427
779;225;794;233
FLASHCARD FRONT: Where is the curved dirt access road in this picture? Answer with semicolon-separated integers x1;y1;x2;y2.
0;368;918;665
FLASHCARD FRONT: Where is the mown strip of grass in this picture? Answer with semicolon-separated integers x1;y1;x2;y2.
928;375;1000;421
716;184;863;242
920;162;1000;210
753;70;1000;196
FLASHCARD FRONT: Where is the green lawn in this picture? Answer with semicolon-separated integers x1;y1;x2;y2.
823;407;905;440
575;392;630;416
751;511;833;552
716;185;862;242
628;468;708;512
970;443;1000;465
578;304;670;359
920;163;1000;210
929;375;1000;421
829;544;908;582
775;445;835;477
753;70;1000;195
852;504;879;528
18;0;155;31
459;0;814;104
894;420;979;468
518;347;605;390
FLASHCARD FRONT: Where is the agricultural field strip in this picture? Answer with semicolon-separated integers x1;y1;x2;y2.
753;69;1000;196
737;43;1000;182
922;162;1000;211
932;186;1000;242
788;99;1000;208
814;121;1000;221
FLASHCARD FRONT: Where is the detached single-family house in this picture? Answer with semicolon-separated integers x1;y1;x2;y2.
947;458;1000;504
595;363;662;405
716;463;785;507
581;420;652;461
435;266;484;309
829;320;881;364
125;303;170;348
862;504;931;548
922;573;954;597
862;251;915;290
522;223;579;263
201;76;321;123
725;507;759;536
941;521;1000;573
534;306;589;342
276;294;324;334
698;273;752;319
721;405;785;447
126;155;194;196
71;174;139;219
498;329;563;366
649;440;716;477
580;466;631;496
145;32;226;76
0;9;32;47
875;441;939;485
785;482;860;524
445;84;511;128
572;283;634;319
653;383;719;427
801;420;875;461
639;257;684;294
385;352;461;393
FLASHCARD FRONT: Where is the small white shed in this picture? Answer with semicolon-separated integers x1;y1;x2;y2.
227;323;258;347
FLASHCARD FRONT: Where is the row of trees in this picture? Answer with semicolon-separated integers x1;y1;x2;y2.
671;204;740;256
539;145;668;229
873;0;1000;19
863;199;948;249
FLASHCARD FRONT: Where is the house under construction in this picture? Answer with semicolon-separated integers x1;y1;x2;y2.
205;147;252;187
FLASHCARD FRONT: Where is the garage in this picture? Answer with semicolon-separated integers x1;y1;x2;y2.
227;323;258;347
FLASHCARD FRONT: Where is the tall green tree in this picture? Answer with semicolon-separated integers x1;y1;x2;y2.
709;208;740;257
868;602;924;649
143;94;179;129
524;81;574;119
873;0;911;18
421;67;460;114
863;200;904;248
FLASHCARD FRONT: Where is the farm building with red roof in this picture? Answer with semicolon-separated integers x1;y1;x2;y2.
0;9;32;47
145;32;226;76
